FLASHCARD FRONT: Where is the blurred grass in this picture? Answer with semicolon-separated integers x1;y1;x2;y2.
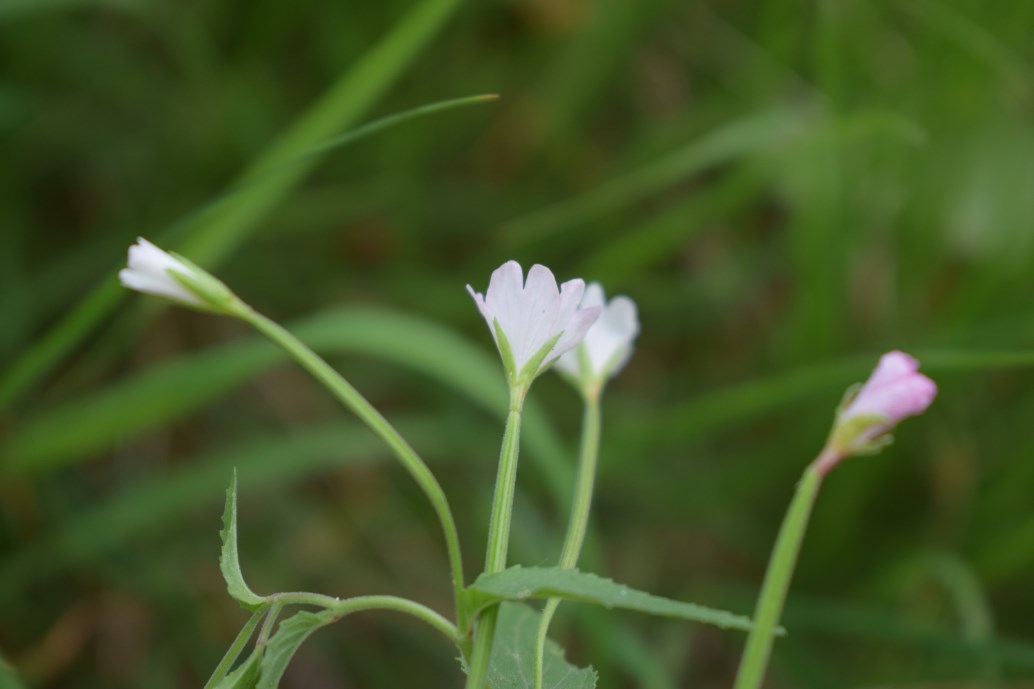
2;0;1034;687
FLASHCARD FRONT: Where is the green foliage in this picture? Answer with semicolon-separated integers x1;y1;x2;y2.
257;611;335;689
486;603;596;689
204;612;265;689
469;567;758;633
4;0;1034;686
220;471;267;610
211;649;263;689
0;0;465;410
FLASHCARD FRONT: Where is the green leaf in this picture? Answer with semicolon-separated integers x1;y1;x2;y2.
258;610;336;689
212;648;263;689
220;471;266;610
469;567;760;633
485;602;596;689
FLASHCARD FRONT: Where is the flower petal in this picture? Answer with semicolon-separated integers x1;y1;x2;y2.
468;261;601;383
555;283;640;386
584;295;639;375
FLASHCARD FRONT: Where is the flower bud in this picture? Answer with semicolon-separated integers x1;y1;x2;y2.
820;351;937;472
119;238;241;314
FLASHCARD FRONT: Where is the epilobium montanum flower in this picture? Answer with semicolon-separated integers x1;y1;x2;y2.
819;350;937;473
554;282;639;398
467;260;601;390
119;237;241;314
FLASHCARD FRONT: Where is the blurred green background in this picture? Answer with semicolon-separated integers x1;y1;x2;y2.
2;0;1034;686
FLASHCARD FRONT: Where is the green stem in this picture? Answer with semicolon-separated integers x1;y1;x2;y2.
203;609;264;689
239;307;468;632
484;404;524;572
465;390;526;689
732;455;828;689
534;394;601;689
273;591;459;642
257;600;285;646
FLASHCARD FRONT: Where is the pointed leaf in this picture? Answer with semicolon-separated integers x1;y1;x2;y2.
257;610;335;689
220;470;266;610
486;602;596;689
469;567;761;633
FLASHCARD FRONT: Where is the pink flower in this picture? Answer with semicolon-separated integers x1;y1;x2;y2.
821;351;937;470
842;351;937;427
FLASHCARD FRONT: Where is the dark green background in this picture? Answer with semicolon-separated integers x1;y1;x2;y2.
2;0;1034;686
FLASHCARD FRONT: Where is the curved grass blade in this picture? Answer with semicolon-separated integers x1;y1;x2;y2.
0;307;574;507
0;0;466;411
503;105;813;244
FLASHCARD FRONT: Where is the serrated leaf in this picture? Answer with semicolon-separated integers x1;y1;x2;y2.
220;470;266;610
469;567;760;633
486;602;596;689
212;648;263;689
258;610;335;689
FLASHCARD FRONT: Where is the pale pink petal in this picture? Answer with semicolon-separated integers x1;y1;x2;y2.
584;295;639;374
546;305;600;368
468;261;601;380
579;282;606;311
556;284;639;383
842;350;937;427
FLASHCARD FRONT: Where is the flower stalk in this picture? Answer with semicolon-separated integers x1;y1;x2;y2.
733;351;936;689
731;459;826;689
464;387;526;689
533;392;602;689
237;305;469;632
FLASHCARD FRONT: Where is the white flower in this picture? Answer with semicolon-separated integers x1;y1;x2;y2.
467;261;601;384
554;283;639;390
119;237;237;312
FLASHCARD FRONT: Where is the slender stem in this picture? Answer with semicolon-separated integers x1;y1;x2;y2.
239;307;468;631
484;405;524;572
534;395;601;689
257;600;285;646
465;607;498;689
465;390;526;689
269;591;460;643
732;455;829;689
557;396;601;569
328;595;461;642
